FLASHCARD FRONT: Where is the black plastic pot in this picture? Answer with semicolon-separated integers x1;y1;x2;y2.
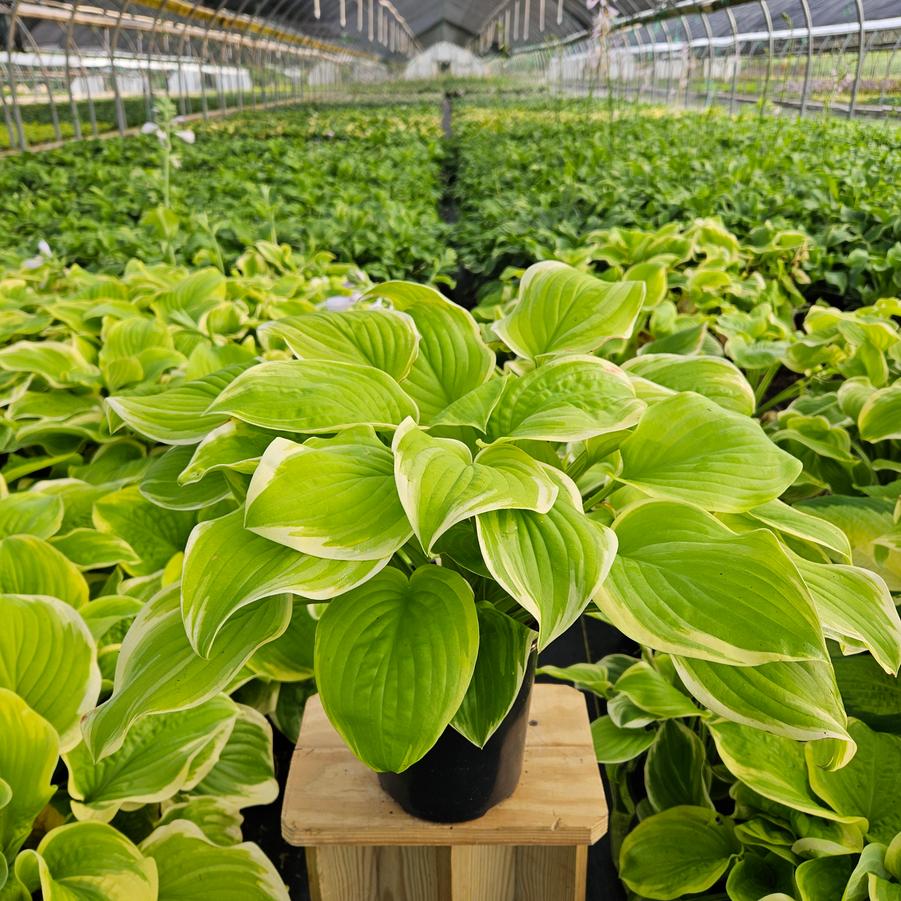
377;651;537;823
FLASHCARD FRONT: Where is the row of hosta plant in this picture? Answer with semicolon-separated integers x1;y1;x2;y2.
0;244;370;900
452;101;901;305
0;102;452;281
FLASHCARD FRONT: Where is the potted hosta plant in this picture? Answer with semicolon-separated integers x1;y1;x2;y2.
84;262;882;825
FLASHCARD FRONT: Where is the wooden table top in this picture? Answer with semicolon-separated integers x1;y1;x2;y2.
281;684;608;848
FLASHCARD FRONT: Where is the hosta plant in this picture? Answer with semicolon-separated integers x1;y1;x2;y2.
84;262;900;789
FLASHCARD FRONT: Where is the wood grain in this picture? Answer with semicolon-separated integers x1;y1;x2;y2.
282;685;608;847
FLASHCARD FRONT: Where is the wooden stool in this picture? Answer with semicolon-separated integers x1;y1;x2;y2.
282;684;608;901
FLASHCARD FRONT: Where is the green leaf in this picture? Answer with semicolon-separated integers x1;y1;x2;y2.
745;499;852;562
0;492;63;539
207;359;418;432
623;354;755;415
0;594;100;751
181;510;385;657
65;697;238;821
618;393;802;512
859;383;901;442
107;366;241;445
726;853;796;901
792;555;901;675
50;529;141;571
15;822;156;901
266;309;420;381
708;719;862;824
451;602;534;748
645;721;712;811
247;599;316;682
315;567;479;772
486;356;644;443
156;798;243;846
477;468;616;648
189;705;279;808
614;661;701;720
364;281;494;422
833;654;901;733
0;689;58;862
807;720;901;842
82;586;291;760
843;843;891;901
494;262;644;359
177;421;273;485
141;821;288;901
0;535;89;607
93;486;195;577
537;660;621;696
591;716;655;764
431;377;507;432
140;446;232;511
79;595;143;642
394;418;557;554
245;429;410;560
674;657;850;742
619;806;739;900
598;501;826;666
795;856;856;901
0;341;100;388
868;875;901;901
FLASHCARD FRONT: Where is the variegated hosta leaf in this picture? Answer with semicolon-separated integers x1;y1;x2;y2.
363;281;495;422
177;421;273;486
79;596;143;642
451;602;534;748
0;492;63;540
247;599;316;682
0;341;100;388
141;821;288;901
613;662;701;721
859;382;901;442
189;705;279;808
430;376;508;431
707;720;864;825
0;535;88;608
315;566;479;772
107;365;243;445
622;354;756;416
244;429;411;560
618;392;802;512
15;822;157;901
791;555;901;675
0;594;100;751
157;798;243;847
0;689;58;863
598;501;826;666
673;656;850;743
82;586;291;760
393;418;557;554
645;721;712;812
264;309;420;381
140;446;232;511
181;510;386;657
206;359;418;432
49;529;141;571
743;499;852;562
477;469;616;649
591;715;656;764
485;356;645;443
493;261;645;360
65;696;238;822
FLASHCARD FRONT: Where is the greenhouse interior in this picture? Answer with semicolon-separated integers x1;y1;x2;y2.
0;0;900;898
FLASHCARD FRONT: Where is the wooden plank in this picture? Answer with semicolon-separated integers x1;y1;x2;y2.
450;846;516;901
515;845;587;901
282;685;607;848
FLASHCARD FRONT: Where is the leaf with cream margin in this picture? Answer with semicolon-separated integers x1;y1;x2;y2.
140;446;232;511
0;594;100;751
618;393;802;512
14;822;156;901
82;585;291;760
393;418;557;554
181;510;386;657
189;705;279;808
65;697;237;821
363;281;495;422
49;529;141;571
0;492;63;539
597;501;826;666
156;798;243;846
791;554;901;675
206;359;418;432
244;429;411;560
623;354;756;416
494;261;645;360
141;821;288;901
0;536;88;608
265;309;420;381
744;499;852;562
177;421;273;486
477;468;616;649
247;599;316;682
315;567;479;773
485;356;645;443
859;383;901;442
0;689;58;862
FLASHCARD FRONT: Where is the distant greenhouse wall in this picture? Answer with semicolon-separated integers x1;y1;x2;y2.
404;41;486;79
